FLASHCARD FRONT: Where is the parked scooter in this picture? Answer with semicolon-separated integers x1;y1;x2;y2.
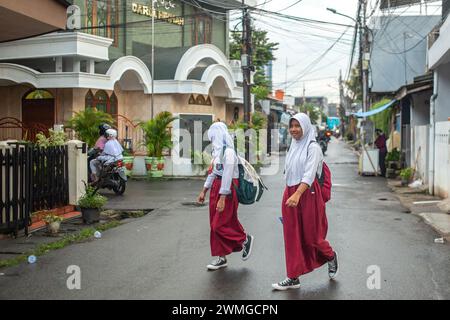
91;158;127;195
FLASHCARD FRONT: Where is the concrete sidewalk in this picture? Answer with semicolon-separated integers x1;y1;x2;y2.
387;179;450;241
344;139;450;242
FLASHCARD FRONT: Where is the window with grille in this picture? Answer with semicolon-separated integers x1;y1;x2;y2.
85;0;119;46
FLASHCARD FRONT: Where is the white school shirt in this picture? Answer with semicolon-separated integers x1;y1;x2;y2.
204;148;239;195
286;142;323;187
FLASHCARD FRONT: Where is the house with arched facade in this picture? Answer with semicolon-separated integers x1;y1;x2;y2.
0;0;254;174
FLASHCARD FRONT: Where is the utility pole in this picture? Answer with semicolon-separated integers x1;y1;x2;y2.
339;70;346;136
302;83;306;112
242;0;253;161
151;0;155;119
360;0;369;145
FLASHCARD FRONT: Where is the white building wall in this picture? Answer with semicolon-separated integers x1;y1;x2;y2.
434;121;450;198
435;62;450;122
411;125;429;184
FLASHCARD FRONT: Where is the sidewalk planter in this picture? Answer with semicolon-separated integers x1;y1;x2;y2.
81;208;101;224
123;156;134;177
43;214;64;234
145;157;164;177
78;184;107;224
400;168;413;186
46;221;61;234
141;112;177;179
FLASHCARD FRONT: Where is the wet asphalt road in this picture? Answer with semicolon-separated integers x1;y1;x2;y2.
1;138;449;300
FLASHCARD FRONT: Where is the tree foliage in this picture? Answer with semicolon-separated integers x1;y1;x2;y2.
230;28;278;100
345;67;362;103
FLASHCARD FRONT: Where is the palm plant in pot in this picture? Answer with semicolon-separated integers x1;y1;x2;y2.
78;183;107;224
65;107;114;148
43;214;64;234
400;167;413;186
140;112;177;178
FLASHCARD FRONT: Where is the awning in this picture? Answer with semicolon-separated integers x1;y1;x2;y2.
352;99;397;118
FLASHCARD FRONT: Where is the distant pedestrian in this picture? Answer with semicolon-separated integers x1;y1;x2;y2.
374;128;387;177
273;113;338;291
197;122;254;271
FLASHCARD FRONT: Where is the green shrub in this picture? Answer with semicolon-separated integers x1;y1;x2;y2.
386;148;401;162
43;214;64;224
35;129;67;147
400;167;413;180
78;184;107;209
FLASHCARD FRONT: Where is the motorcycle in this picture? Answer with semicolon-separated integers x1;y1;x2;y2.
91;159;127;195
317;130;332;155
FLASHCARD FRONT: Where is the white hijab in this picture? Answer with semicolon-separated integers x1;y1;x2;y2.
285;113;318;186
103;138;123;157
207;122;235;159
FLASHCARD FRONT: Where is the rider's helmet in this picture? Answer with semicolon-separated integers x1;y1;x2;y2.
105;128;118;139
99;123;111;137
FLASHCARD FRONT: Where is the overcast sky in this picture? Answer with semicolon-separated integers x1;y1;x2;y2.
245;0;442;103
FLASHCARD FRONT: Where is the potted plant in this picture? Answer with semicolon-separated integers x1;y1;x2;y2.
43;214;64;234
386;148;401;168
400;167;413;186
78;183;107;224
141;112;177;178
65;108;114;148
122;148;134;177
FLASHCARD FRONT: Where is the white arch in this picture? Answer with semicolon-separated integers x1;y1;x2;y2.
175;44;232;81
0;63;40;87
202;64;236;98
106;56;152;93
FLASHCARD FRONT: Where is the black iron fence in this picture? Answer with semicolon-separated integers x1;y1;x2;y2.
0;143;69;236
31;145;69;212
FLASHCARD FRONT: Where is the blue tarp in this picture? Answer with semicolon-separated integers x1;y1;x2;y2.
352;100;397;118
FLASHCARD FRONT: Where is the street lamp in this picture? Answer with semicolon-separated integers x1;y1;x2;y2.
326;7;358;24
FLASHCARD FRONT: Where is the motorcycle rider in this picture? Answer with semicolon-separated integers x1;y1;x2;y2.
90;128;123;183
88;124;111;177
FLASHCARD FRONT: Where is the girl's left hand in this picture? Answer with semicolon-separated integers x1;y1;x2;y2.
285;192;301;207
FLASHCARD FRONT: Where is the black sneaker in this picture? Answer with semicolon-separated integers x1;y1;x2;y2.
207;257;227;271
242;234;254;261
328;251;339;280
272;278;301;291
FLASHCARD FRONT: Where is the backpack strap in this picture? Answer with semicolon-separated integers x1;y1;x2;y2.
306;140;325;190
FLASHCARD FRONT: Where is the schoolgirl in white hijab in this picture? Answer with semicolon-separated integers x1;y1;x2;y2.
204;122;239;195
285;113;323;189
273;112;337;291
197;121;254;271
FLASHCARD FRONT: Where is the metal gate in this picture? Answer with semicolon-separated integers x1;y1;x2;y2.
0;143;69;236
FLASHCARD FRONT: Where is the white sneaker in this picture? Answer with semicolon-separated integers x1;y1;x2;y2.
242;234;254;261
328;251;339;280
272;278;301;291
207;257;227;271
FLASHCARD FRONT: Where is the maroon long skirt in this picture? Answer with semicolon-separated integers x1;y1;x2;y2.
281;179;334;279
209;178;246;257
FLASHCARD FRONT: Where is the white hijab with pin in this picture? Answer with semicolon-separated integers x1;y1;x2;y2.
285;113;322;187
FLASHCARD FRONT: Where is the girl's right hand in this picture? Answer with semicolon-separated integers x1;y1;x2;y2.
197;191;206;204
